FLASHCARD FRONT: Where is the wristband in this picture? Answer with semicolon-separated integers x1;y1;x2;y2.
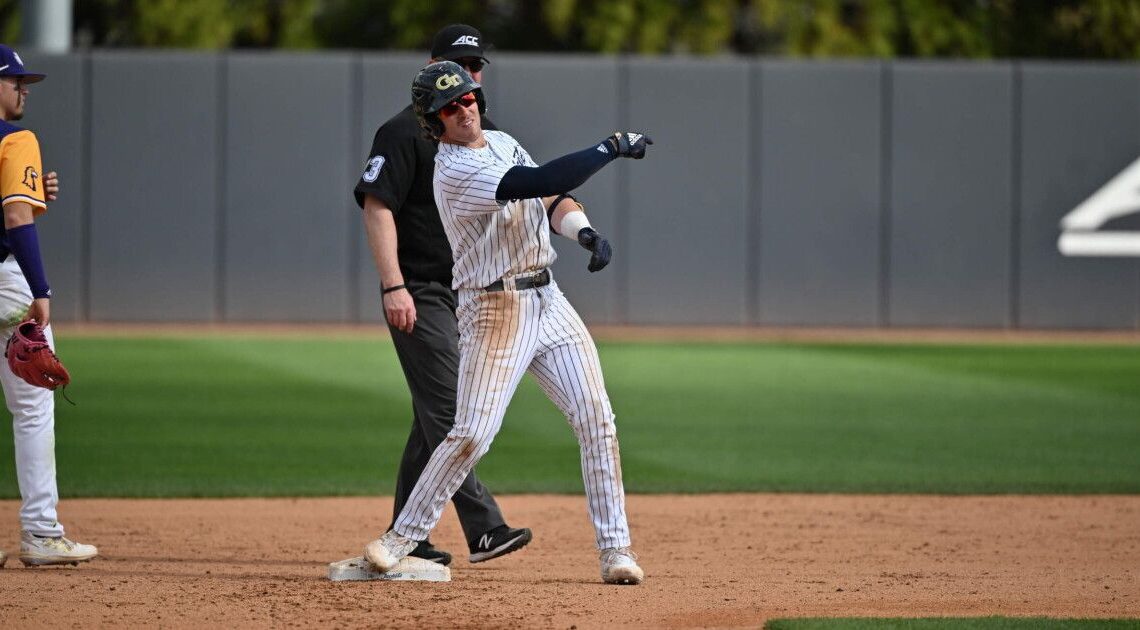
559;208;591;241
6;223;51;298
382;284;407;295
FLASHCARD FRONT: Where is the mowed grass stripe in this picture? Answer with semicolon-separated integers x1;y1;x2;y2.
0;337;1135;497
600;343;1140;493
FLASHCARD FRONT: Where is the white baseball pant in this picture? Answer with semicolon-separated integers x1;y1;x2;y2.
0;254;63;537
393;278;632;550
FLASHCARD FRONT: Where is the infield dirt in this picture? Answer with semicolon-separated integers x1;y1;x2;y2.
0;494;1137;628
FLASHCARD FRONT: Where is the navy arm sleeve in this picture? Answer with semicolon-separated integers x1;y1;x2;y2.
495;143;616;201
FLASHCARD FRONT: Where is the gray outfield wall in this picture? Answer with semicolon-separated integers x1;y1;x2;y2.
18;51;1140;329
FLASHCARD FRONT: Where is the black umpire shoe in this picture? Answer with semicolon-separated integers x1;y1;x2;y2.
468;525;532;563
409;540;452;566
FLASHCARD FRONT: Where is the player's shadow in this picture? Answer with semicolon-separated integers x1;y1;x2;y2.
14;567;334;582
101;554;323;568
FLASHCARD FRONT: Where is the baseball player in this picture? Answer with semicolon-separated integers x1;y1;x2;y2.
353;25;531;566
364;61;649;585
0;44;97;568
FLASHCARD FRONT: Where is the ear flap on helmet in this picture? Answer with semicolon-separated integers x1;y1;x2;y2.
473;88;487;115
418;113;445;141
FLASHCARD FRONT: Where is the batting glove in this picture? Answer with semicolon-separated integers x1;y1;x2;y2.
577;227;612;273
602;132;653;159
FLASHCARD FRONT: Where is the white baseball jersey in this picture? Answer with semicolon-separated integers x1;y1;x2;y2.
391;129;634;553
433;130;557;290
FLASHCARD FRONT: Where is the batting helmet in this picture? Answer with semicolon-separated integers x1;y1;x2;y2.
412;61;486;141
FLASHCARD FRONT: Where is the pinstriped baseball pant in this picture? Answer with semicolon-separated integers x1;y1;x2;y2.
393;278;632;550
386;279;505;543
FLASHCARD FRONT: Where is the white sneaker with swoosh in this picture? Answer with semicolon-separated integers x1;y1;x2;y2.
19;532;98;566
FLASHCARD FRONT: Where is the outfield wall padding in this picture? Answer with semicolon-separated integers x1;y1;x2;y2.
18;52;1140;329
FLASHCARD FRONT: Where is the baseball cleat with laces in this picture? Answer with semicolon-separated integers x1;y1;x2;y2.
19;532;98;566
364;529;418;572
600;547;644;585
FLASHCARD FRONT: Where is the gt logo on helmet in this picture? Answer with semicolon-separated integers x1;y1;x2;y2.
435;74;462;90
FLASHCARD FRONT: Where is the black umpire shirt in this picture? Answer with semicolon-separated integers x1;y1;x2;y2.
354;105;496;286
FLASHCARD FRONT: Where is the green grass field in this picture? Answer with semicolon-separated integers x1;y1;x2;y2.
764;618;1140;629
1;336;1138;498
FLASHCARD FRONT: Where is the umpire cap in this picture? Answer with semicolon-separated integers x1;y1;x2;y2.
412;61;486;140
430;24;490;65
0;45;45;83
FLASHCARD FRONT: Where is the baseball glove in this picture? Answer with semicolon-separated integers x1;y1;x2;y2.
5;319;70;391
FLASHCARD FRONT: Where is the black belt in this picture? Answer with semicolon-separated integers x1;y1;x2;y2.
484;269;550;292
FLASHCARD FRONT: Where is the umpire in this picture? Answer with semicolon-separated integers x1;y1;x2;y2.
353;24;530;566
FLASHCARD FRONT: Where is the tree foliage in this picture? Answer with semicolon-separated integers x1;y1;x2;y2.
0;0;1133;59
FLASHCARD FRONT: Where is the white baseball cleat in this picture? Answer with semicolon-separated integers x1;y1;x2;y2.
0;548;7;568
364;530;418;573
600;547;644;585
19;532;98;567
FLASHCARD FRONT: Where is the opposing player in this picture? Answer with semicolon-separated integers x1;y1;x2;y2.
353;25;531;565
0;44;97;568
364;61;649;585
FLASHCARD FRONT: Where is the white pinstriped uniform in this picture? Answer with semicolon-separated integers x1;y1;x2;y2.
433;130;554;289
390;130;632;550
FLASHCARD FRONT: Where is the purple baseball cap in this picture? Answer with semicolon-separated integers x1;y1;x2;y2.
0;44;45;83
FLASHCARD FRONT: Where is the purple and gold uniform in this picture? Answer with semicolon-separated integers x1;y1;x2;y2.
0;122;47;215
0;44;97;567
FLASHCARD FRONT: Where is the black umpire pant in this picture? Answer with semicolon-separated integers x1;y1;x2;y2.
386;278;505;543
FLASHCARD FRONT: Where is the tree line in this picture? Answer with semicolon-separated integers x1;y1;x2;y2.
3;0;1138;59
